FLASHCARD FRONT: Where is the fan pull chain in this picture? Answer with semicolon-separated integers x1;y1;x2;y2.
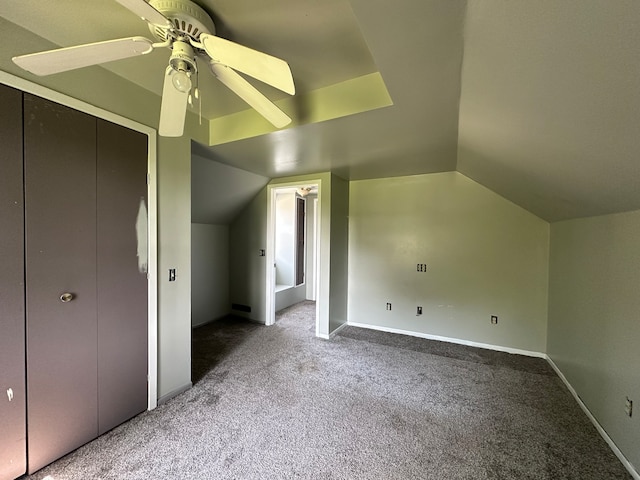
192;69;201;125
197;88;201;124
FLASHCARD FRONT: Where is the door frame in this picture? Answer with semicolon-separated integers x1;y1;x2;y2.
266;181;321;334
0;71;159;410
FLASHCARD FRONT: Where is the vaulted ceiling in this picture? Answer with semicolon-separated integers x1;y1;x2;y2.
1;0;639;222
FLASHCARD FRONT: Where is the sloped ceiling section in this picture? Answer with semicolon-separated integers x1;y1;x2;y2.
2;1;639;222
457;0;640;222
200;0;466;179
191;145;269;225
200;0;640;222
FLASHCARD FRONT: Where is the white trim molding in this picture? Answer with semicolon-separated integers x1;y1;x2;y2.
326;322;348;340
346;322;547;358
317;322;348;340
267;180;323;336
345;320;638;479
157;382;192;406
546;357;639;480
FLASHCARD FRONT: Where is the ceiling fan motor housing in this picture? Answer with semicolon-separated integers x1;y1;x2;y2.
148;0;215;43
169;41;196;74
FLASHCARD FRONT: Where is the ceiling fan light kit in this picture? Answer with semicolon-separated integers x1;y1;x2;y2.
12;0;295;137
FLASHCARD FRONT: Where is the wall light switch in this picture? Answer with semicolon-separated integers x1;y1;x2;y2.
169;269;176;282
491;315;498;324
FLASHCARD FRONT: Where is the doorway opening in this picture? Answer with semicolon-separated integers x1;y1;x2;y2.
266;183;320;332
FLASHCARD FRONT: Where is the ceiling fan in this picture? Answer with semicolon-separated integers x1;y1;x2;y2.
12;0;295;137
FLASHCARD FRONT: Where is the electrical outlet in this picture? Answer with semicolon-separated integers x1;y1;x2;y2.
491;315;498;325
625;397;633;417
417;306;422;315
386;302;392;311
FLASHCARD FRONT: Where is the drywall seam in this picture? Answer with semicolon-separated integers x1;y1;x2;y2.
347;322;546;358
546;357;639;480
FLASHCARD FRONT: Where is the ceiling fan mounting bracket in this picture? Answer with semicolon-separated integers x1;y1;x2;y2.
148;0;215;46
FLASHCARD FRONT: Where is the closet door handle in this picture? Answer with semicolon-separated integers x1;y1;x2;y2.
59;293;74;303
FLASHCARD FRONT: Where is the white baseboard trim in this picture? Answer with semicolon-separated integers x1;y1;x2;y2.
157;382;192;405
191;313;232;330
546;357;639;480
316;321;349;340
330;322;348;339
345;321;638;478
346;322;546;358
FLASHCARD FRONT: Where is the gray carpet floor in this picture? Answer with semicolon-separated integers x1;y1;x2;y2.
23;300;632;479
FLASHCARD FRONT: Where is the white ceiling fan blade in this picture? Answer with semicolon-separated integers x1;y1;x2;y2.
12;37;154;76
201;34;295;95
114;0;172;27
210;63;292;129
159;67;189;137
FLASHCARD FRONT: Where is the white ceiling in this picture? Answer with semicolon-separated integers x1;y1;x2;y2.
1;0;639;222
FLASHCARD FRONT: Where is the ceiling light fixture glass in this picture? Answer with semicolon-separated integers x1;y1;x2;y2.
169;40;196;93
297;187;313;197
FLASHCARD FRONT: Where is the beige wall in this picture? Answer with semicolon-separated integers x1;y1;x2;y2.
348;171;550;353
548;210;640;470
191;223;230;327
275;192;297;287
329;174;349;332
157;136;192;400
229;187;268;323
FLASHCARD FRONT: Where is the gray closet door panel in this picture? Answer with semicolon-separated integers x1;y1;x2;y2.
0;84;27;480
24;94;98;474
96;120;148;435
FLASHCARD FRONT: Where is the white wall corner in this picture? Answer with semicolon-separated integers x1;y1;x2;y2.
328;322;349;339
157;382;193;406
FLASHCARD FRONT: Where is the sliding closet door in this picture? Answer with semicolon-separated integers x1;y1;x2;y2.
24;94;98;473
97;120;148;434
0;85;26;480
